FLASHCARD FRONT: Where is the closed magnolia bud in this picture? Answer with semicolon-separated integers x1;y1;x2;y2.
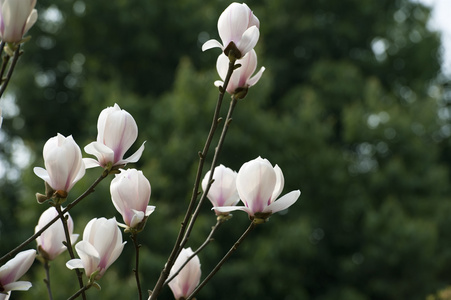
33;133;86;194
84;103;145;169
35;207;78;261
0;0;37;43
201;164;239;215
202;2;260;59
214;49;265;98
66;217;125;280
110;168;155;230
0;249;36;293
168;248;201;300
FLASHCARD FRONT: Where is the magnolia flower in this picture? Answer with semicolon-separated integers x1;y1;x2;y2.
0;0;38;43
215;157;300;221
201;164;239;215
202;2;259;58
0;249;36;293
84;103;145;169
33;133;86;194
168;248;201;300
214;49;265;98
66;217;125;280
110;169;155;230
35;207;79;261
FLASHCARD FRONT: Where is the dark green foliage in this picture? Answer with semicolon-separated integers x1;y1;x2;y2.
0;0;449;299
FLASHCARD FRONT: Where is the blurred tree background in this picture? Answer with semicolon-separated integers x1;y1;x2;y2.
1;0;450;299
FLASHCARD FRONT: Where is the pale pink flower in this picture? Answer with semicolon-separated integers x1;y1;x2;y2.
110;169;155;230
33;133;86;193
0;0;37;43
168;248;201;300
84;103;145;169
201;164;239;215
66;217;125;280
215;157;300;220
0;249;36;293
214;49;264;97
202;2;259;58
35;207;79;261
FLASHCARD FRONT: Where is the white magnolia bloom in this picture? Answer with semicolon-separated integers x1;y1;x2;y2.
202;2;259;58
35;207;79;261
215;157;300;220
214;49;265;97
201;164;239;215
66;217;125;280
110;169;155;229
168;248;201;300
0;249;36;293
84;103;145;169
0;0;37;43
33;133;86;193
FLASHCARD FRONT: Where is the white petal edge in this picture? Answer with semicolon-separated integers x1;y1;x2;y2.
213;205;251;215
33;167;50;182
66;258;84;270
3;281;32;292
264;190;300;214
237;26;260;57
119;141;146;165
202;39;223;52
83;158;101;169
247;67;265;87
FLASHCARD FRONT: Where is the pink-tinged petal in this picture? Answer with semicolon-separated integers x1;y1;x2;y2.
270;165;285;203
236;26;259;56
168;248;201;299
66;258;84;270
2;281;32;292
264;190;300;214
0;249;36;286
74;241;100;277
247;66;265;87
118;141;146;165
236;158;276;213
202;39;223;52
218;3;249;45
84;141;115;166
239;50;258;83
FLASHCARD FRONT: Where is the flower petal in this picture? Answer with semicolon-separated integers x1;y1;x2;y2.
247;66;265;87
264;190;300;214
202;39;223;52
2;281;32;292
236;26;259;57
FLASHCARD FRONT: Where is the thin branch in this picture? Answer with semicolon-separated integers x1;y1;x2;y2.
55;204;86;300
0;171;108;265
164;217;225;285
186;221;257;300
148;57;237;300
43;259;54;300
131;233;143;300
0;45;22;98
181;95;239;249
67;284;91;300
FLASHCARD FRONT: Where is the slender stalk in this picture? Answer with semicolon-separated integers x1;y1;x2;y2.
0;41;5;59
55;204;86;300
181;95;239;249
43;259;54;300
186;221;257;300
0;171;108;265
67;284;91;300
148;57;237;300
0;45;22;98
164;217;224;285
131;233;143;300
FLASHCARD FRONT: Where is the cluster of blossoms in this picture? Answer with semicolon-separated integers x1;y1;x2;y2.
0;2;301;300
203;2;265;99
